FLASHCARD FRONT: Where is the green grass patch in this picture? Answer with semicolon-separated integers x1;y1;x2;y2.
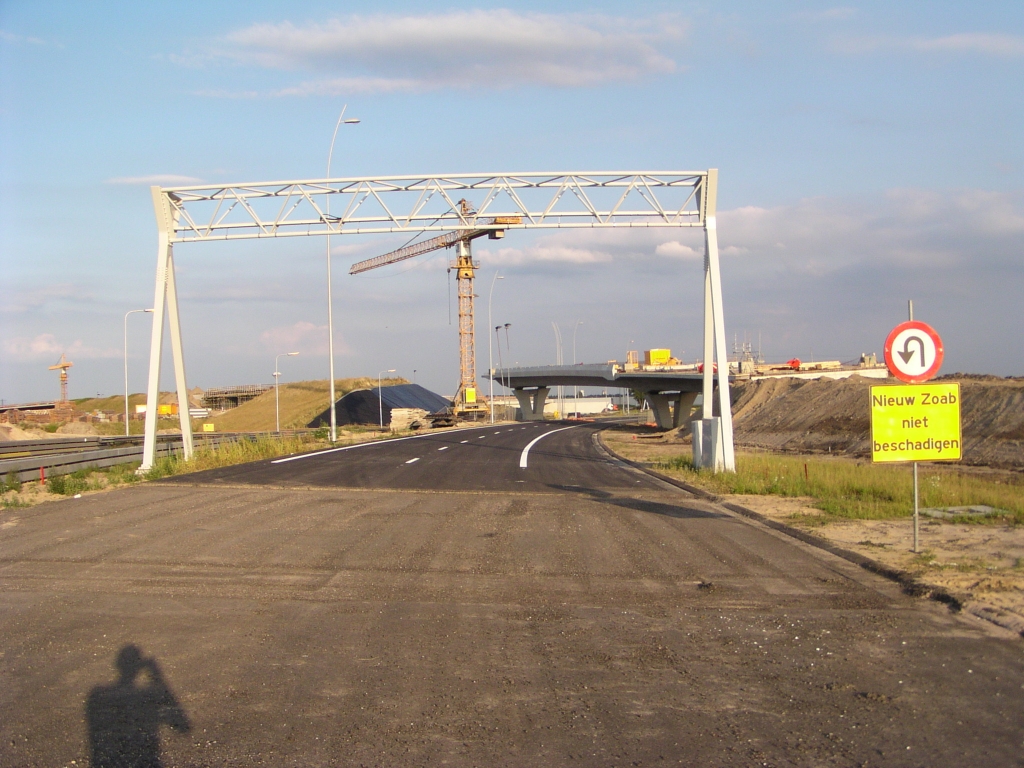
46;462;145;496
653;452;1024;523
144;434;330;480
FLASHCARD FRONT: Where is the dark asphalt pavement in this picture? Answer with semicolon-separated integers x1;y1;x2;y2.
167;422;650;493
1;421;1022;767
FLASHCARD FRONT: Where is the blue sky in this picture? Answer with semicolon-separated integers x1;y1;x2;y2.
1;2;1022;404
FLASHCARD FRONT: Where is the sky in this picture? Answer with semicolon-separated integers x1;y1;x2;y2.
1;1;1022;405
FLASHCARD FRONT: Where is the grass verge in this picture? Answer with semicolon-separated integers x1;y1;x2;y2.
144;433;330;480
643;450;1023;524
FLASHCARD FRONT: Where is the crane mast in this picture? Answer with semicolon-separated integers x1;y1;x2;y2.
349;202;519;419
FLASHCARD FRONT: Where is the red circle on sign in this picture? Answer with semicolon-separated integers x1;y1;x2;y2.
884;320;944;383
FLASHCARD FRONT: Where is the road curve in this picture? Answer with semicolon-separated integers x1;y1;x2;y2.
170;422;653;493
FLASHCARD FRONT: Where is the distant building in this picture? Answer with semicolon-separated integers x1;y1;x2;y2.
307;384;451;428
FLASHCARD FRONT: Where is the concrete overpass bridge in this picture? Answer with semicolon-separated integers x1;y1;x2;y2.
491;364;722;430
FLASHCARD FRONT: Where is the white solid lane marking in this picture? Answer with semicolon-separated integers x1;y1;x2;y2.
438;446;449;451
519;426;578;468
405;458;420;464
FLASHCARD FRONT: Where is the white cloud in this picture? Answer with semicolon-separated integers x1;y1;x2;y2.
0;30;46;46
0;283;78;314
206;11;682;94
655;241;700;259
259;321;344;356
795;8;857;22
835;32;1024;58
482;244;614;267
2;334;119;362
106;175;204;186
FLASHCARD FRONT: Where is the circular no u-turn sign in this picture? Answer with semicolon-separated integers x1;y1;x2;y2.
884;320;944;383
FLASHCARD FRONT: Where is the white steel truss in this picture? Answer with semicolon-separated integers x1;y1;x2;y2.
141;170;735;471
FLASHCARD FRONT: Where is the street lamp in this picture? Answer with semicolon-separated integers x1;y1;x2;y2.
572;319;583;417
326;104;361;444
274;352;300;433
502;323;512;401
487;273;504;423
552;322;563;419
494;327;506;416
124;308;153;436
378;369;396;429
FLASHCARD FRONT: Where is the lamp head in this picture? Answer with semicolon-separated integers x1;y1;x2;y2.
344;118;360;124
288;352;300;356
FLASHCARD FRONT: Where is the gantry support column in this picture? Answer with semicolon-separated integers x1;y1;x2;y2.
695;169;736;472
512;387;550;421
140;187;194;472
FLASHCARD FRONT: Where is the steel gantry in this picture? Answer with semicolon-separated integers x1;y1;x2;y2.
140;171;736;472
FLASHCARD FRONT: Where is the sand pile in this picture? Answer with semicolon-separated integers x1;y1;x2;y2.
730;374;1024;469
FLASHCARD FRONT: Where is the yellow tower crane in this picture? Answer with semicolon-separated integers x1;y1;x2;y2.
48;353;74;403
349;200;520;420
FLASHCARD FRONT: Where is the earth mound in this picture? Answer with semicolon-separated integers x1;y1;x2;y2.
729;374;1024;469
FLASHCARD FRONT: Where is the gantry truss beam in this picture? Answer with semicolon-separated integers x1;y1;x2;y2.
158;172;709;243
140;170;735;474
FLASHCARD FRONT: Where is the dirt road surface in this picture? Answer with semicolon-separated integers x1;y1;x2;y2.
2;424;1022;766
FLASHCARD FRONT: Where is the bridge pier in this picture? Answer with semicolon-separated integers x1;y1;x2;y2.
513;387;550;421
646;391;700;430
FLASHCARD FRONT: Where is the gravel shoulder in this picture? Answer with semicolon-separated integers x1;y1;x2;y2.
601;426;1024;637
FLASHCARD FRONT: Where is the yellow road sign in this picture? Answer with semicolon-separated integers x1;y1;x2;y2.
870;383;961;463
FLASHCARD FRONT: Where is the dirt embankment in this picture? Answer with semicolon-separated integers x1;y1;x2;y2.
730;374;1024;469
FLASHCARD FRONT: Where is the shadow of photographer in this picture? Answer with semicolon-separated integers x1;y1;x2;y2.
86;644;191;768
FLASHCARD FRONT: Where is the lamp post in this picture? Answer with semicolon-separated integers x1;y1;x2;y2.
124;308;154;436
552;322;563;419
274;352;300;433
487;273;504;423
326;105;361;444
502;323;512;402
494;327;505;417
378;369;396;429
572;319;583;417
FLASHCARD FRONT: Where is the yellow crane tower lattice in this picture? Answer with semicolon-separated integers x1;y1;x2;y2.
48;353;74;403
349;200;520;419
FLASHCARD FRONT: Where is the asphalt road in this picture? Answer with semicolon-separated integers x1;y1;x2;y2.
1;421;1022;767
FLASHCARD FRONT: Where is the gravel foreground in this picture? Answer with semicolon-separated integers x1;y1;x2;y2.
2;474;1023;766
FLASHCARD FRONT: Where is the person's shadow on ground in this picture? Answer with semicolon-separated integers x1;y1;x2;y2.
85;644;191;768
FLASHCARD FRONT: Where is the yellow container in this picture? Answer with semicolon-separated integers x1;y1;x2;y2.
644;349;671;366
157;404;178;416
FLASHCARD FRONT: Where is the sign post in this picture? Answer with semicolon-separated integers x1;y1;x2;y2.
872;306;959;552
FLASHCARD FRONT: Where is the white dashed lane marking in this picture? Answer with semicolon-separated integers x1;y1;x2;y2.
405;458;420;464
438;446;449;451
460;440;469;444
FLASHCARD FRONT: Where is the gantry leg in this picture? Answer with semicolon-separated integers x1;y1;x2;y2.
141;187;191;472
692;170;735;472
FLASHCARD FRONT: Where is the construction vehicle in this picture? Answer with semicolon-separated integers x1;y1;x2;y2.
349;200;521;421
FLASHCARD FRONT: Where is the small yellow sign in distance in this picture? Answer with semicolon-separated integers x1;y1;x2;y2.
870;383;961;463
202;423;215;432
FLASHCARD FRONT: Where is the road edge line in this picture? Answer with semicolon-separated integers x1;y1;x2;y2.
595;428;1024;639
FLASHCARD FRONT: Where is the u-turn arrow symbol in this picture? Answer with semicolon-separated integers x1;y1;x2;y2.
897;335;926;367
